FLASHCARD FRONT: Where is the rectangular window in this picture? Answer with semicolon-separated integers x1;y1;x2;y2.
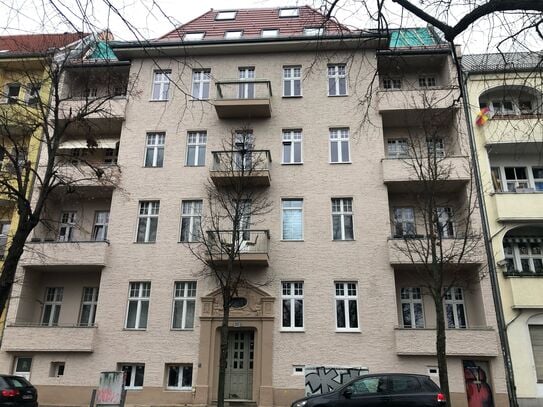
279;8;299;17
400;288;424;328
151;70;171;101
6;83;21;104
79;287;99;326
504;167;529;191
520;100;534;114
172;282;196;330
419;76;437;87
436;207;454;238
444;287;467;329
504;240;543;274
332;198;354;240
121;364;145;389
137;201;159;243
238;68;255;99
92;211;109;241
533;168;543;191
26;84;41;105
0;222;10;259
49;362;65;377
125;282;151;329
393;207;416;237
167;364;193;390
329;128;350;163
426;137;445;158
186;131;207;166
491;167;503;192
191;70;210;100
282;130;302;164
180;200;202;242
225;31;243;39
283;66;302;97
492;100;514;115
335;282;358;330
216;11;237;20
529;325;543;382
262;29;279;37
58;211;76;242
144;132;165;168
303;27;324;36
327;64;347;96
282;282;304;330
383;78;402;89
14;357;32;381
282;199;303;240
387;139;409;158
184;32;205;41
41;287;63;326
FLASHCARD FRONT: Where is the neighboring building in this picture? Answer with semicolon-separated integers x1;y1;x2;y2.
0;32;87;332
0;8;508;407
463;52;543;407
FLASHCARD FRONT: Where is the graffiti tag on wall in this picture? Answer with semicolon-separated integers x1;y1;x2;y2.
304;366;369;396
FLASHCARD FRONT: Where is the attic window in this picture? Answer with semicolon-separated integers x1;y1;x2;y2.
279;8;299;17
224;31;243;39
303;27;324;36
262;29;279;38
216;11;237;20
184;32;205;41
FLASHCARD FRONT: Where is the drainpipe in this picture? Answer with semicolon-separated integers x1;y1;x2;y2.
449;44;518;407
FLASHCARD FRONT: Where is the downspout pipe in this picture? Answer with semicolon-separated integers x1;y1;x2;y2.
450;44;518;407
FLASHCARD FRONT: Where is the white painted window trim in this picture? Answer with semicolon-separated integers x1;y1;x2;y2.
283;66;302;97
281;281;304;331
166;364;193;390
136;201;160;243
444;287;467;329
125;282;151;330
331;198;354;241
334;281;359;331
400;287;425;328
282;129;303;164
281;198;304;241
41;287;63;326
191;70;210;100
121;364;145;389
171;281;197;330
327;64;348;96
79;287;99;326
151;70;171;101
144;133;165;168
329;128;351;163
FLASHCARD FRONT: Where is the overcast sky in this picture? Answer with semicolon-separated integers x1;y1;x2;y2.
0;0;539;54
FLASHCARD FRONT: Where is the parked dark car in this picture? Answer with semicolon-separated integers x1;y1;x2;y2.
0;375;38;407
292;373;446;407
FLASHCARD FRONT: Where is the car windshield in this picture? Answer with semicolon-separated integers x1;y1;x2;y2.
4;376;31;388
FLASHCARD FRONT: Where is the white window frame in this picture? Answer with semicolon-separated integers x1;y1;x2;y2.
387;138;409;158
279;8;299;17
184;32;205;41
186;131;207;166
282;129;303;164
393;207;416;237
121;364;145;389
303;27;324;36
180;200;203;243
79;287;99;327
492;165;543;192
283;66;302;97
436;207;454;238
444;287;467;329
0;222;10;259
144;132;165;168
327;64;347;96
58;211;77;242
92;211;109;241
125;282;151;330
172;281;197;330
5;83;21;104
238;67;255;99
331;198;354;241
281;199;304;241
334;282;359;331
41;287;63;326
419;76;437;87
166;364;193;390
383;77;402;90
281;282;304;331
426;137;445;158
151;70;171;101
136;201;160;243
329;128;350;163
225;31;243;39
215;11;237;20
191;70;210;100
504;239;543;274
400;287;425;328
14;357;32;381
262;29;279;37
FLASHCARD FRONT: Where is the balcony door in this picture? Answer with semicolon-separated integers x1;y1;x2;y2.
238;68;255;99
236;200;251;246
225;330;254;400
233;131;254;171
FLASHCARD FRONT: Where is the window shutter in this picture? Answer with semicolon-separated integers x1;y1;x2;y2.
530;325;543;382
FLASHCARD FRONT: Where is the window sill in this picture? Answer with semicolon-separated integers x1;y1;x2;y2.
123;328;147;331
189;98;209;102
281;239;304;242
280;329;305;333
327;94;349;97
282;95;303;99
335;329;360;333
184;165;206;168
329;161;352;165
133;242;157;244
165;388;192;392
125;387;143;391
171;328;195;331
281;162;304;165
503;271;543;278
148;99;168;102
142;166;164;169
332;239;355;242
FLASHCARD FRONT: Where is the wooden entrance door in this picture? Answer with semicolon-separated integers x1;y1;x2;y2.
225;330;254;400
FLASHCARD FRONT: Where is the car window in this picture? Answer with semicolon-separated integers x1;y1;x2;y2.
389;375;421;394
5;377;30;388
351;376;388;395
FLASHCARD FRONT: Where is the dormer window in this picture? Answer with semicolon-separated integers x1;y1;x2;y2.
225;31;243;39
303;27;324;36
262;29;279;38
216;11;237;20
184;32;205;41
279;8;299;17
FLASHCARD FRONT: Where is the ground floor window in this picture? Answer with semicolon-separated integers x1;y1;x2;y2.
120;364;145;389
14;357;32;380
166;364;193;390
529;325;543;382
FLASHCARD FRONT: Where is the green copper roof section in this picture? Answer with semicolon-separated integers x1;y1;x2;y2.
390;27;441;48
87;40;117;60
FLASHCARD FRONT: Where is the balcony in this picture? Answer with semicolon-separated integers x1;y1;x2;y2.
210;150;271;187
1;324;96;352
388;238;484;266
377;87;460;112
206;230;270;266
382;156;470;192
493;192;543;223
21;241;109;269
394;327;499;357
477;115;543;146
214;80;272;119
507;277;543;308
59;97;127;121
53;163;121;188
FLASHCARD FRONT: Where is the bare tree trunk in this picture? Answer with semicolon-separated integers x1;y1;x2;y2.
217;291;230;407
434;293;450;406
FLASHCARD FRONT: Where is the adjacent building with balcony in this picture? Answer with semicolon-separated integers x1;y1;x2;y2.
0;10;508;407
464;52;543;407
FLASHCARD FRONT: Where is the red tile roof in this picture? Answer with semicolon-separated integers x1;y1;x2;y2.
0;33;87;55
160;6;349;41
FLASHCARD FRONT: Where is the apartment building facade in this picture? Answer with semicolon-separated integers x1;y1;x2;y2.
0;8;508;407
464;53;543;407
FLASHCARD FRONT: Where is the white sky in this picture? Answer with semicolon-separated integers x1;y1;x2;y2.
0;0;540;54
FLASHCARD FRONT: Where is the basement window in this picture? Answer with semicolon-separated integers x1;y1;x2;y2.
279;8;299;17
49;362;65;377
216;11;237;20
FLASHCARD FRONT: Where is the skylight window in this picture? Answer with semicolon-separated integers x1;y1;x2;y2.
262;29;279;38
224;31;243;39
216;11;237;20
279;8;299;17
303;27;324;36
184;32;205;41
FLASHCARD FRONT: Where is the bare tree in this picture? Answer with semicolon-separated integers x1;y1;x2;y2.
0;34;128;318
183;127;272;407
